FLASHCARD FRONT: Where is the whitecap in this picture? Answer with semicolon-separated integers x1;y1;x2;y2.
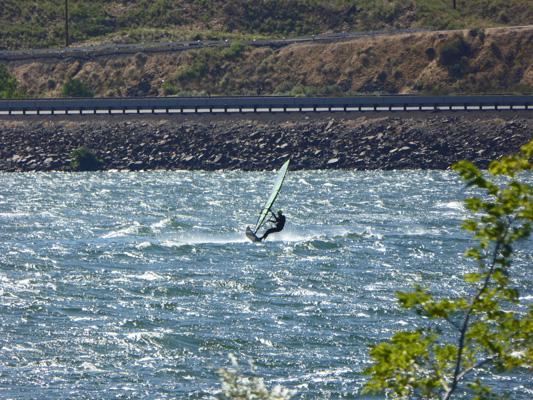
136;241;153;249
290;289;327;297
255;337;275;347
395;320;409;326
151;218;173;229
363;227;383;240
435;201;464;211
125;331;162;341
136;271;163;281
80;362;106;372
102;222;144;238
0;212;30;218
301;367;353;383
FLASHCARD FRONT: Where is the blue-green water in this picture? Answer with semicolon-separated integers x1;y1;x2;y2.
1;170;532;399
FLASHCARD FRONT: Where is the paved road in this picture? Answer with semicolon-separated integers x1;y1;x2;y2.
2;25;531;62
0;28;437;61
0;95;531;116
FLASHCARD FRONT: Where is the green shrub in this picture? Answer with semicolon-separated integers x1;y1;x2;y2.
438;34;471;65
223;41;246;59
490;40;502;58
70;147;104;171
438;34;472;77
392;67;402;80
46;78;57;89
163;81;180;95
62;75;94;97
498;10;509;23
176;62;208;83
274;81;294;94
0;64;26;98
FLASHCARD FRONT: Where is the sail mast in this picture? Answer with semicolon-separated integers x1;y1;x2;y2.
253;159;290;234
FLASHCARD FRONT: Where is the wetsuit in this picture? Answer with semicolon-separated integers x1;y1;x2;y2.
260;212;286;241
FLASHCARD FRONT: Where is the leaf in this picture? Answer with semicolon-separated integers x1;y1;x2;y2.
464;272;481;283
365;139;533;400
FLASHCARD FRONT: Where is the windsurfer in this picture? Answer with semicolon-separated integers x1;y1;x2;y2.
259;210;285;241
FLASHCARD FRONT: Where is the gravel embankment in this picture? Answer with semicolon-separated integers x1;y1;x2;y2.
1;111;532;172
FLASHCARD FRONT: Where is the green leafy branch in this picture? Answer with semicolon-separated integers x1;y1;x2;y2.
364;140;533;399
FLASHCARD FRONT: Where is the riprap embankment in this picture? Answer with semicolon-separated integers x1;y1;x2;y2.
1;111;531;172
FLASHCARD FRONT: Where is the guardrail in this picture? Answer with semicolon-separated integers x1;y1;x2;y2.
0;95;531;116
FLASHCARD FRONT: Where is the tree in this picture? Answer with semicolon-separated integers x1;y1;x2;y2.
0;64;26;98
363;140;533;399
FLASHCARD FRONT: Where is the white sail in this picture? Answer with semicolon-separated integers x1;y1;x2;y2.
253;159;290;234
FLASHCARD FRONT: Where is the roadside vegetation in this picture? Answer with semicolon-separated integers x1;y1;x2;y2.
1;0;532;51
1;1;532;97
0;64;26;98
5;26;533;98
62;75;94;97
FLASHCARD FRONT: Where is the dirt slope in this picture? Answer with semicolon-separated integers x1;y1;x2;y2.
5;27;533;98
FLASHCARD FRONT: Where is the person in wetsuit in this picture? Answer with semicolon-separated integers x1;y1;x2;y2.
259;210;286;241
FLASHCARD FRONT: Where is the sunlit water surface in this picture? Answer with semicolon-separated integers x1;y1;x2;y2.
1;170;532;399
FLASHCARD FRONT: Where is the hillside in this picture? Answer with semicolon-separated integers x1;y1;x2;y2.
1;0;532;50
5;26;533;97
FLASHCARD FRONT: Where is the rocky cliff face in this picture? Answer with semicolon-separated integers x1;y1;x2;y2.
1;111;531;172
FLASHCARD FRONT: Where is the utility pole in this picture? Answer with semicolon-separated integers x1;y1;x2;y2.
65;0;69;47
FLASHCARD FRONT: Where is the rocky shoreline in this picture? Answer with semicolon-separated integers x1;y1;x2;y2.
1;111;532;172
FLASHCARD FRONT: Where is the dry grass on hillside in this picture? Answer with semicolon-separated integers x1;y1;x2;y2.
7;27;533;98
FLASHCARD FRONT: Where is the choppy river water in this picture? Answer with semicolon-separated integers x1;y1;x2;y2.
1;170;532;399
